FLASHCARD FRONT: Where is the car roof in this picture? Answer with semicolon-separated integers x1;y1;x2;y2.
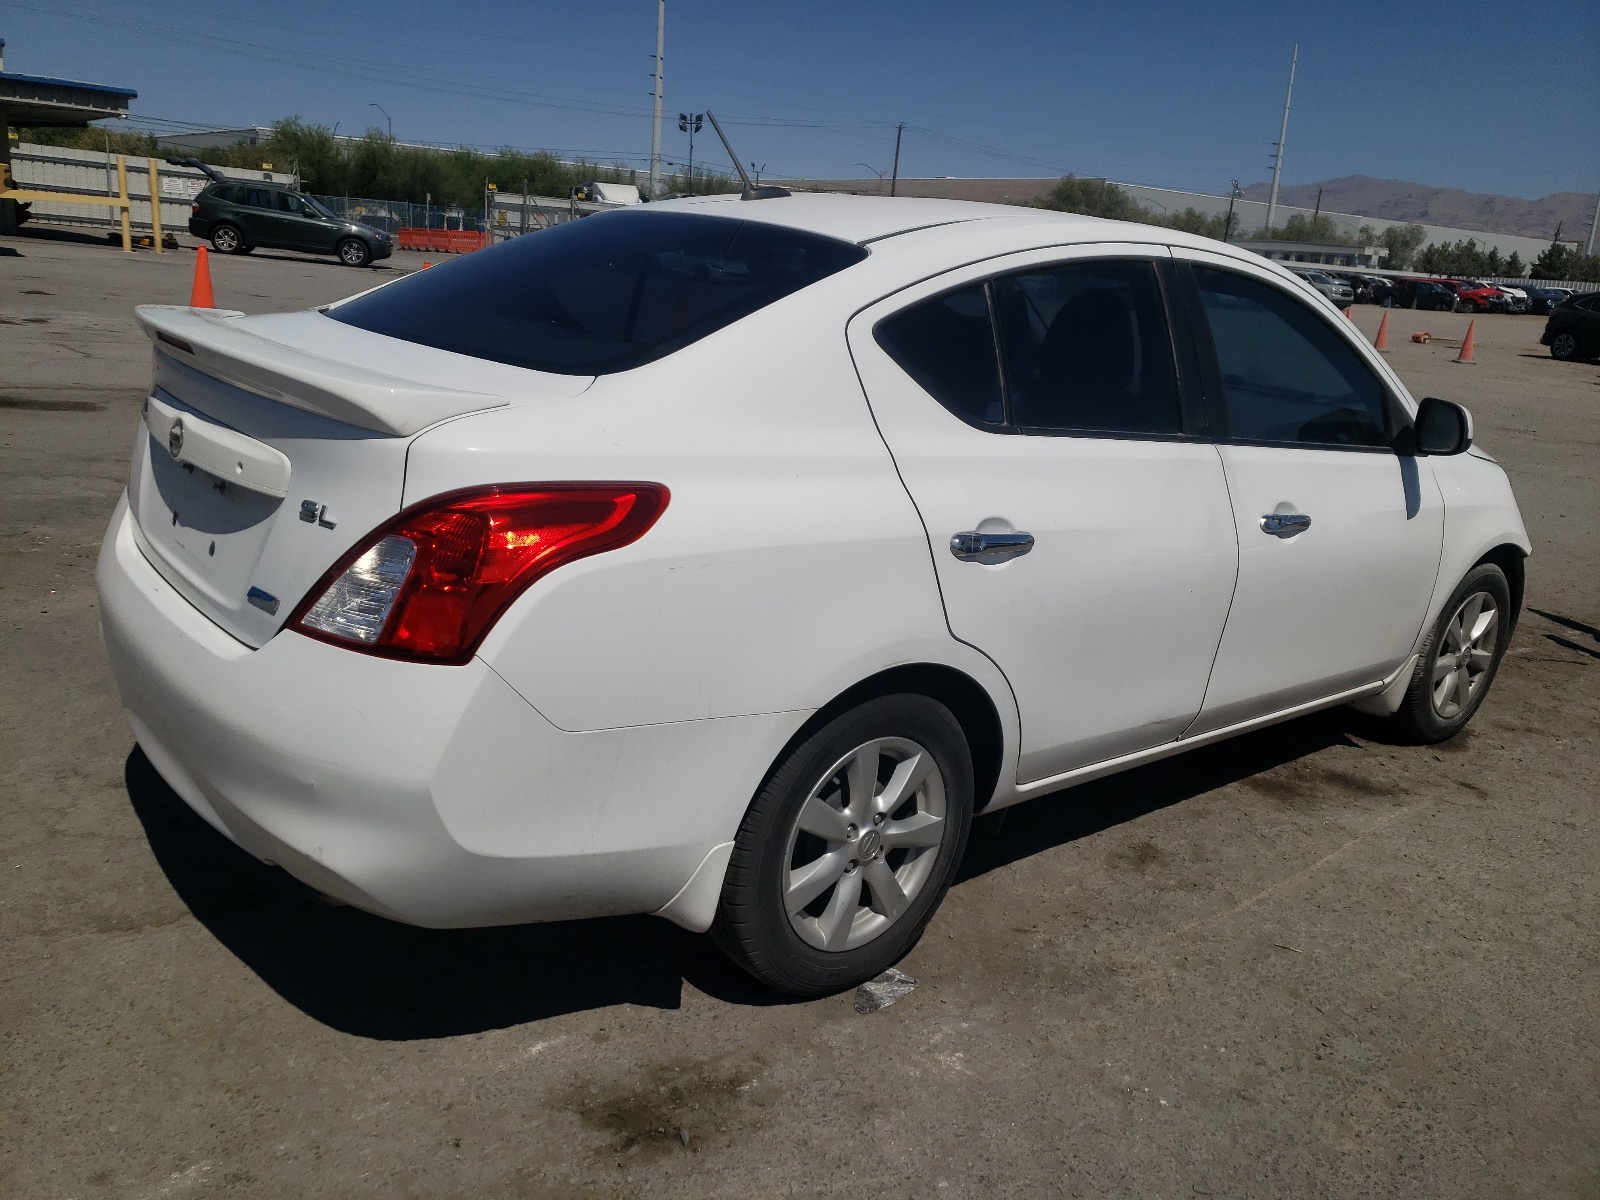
643;190;1220;251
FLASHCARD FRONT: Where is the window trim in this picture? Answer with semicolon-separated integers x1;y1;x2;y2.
870;252;1202;443
1172;258;1408;454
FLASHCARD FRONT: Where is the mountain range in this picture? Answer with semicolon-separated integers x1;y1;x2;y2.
1240;175;1594;241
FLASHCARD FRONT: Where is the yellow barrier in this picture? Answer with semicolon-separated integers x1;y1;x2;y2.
0;153;137;251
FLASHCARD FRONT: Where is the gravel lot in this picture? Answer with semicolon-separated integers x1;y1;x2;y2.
2;230;1596;1199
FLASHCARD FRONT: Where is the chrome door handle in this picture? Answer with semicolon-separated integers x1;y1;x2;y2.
950;530;1034;562
1260;512;1312;538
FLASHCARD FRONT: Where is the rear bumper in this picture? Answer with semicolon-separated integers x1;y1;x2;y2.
96;495;791;929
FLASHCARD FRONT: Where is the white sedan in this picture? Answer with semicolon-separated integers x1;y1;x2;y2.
98;193;1529;995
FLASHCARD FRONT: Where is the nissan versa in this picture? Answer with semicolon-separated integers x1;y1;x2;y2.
98;194;1528;996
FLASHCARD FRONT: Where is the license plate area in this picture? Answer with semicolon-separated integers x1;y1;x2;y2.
130;424;284;616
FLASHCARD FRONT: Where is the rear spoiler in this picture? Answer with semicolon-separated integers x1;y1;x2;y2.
135;305;506;437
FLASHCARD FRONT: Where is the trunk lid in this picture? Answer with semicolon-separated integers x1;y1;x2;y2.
127;304;593;647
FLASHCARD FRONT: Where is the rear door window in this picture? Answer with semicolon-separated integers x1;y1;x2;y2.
330;211;867;375
1193;266;1389;448
992;260;1181;435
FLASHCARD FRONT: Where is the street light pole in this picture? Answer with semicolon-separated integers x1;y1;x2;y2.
856;162;887;194
369;102;392;140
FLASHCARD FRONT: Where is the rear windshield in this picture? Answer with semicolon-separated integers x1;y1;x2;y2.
328;210;867;375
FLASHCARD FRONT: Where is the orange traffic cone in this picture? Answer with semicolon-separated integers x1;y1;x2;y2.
1453;319;1477;365
1343;305;1353;320
422;260;431;269
189;245;215;309
1374;310;1391;352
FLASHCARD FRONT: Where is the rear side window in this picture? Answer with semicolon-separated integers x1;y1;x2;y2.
874;283;1003;426
1194;266;1388;447
874;259;1182;437
329;211;867;375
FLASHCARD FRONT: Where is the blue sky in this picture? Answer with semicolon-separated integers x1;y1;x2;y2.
4;0;1597;198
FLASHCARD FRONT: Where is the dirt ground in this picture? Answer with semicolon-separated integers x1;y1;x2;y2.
2;229;1596;1199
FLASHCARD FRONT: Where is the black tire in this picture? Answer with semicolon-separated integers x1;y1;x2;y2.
209;224;246;254
1386;563;1512;744
1549;331;1578;361
712;694;974;997
337;237;372;267
1382;296;1395;308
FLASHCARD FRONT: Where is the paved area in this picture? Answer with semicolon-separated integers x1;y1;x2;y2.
2;231;1597;1199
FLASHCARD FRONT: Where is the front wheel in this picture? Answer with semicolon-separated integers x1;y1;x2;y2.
337;237;372;267
1387;563;1512;743
1550;332;1578;361
713;694;974;996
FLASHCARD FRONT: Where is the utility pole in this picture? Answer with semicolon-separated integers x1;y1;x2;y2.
649;0;665;199
1265;42;1297;235
1224;179;1241;243
889;123;904;197
1586;185;1600;255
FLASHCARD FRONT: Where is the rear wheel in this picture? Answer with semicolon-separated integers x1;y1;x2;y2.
1386;563;1511;743
1550;331;1578;361
713;694;974;996
209;224;245;254
337;237;372;267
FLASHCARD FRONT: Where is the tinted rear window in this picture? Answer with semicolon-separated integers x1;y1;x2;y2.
328;210;867;375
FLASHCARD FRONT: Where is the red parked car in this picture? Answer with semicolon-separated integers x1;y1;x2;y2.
1437;279;1507;313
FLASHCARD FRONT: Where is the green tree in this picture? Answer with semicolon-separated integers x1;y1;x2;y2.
1377;223;1426;270
1504;251;1525;278
1528;240;1600;282
1266;212;1346;243
1031;175;1148;221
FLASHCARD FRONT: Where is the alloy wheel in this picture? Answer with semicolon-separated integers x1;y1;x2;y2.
1431;590;1500;719
211;226;240;253
782;737;947;952
1551;332;1577;360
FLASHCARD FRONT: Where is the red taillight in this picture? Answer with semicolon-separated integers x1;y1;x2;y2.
192;202;200;215
289;483;669;664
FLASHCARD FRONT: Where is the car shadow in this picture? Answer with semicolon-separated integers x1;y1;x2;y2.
1528;607;1600;661
239;249;405;271
958;708;1369;882
125;706;1399;1036
124;749;788;1040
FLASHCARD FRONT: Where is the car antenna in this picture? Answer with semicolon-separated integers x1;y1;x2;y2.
704;110;790;200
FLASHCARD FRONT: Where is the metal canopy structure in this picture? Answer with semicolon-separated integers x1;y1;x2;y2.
0;70;136;127
0;66;138;237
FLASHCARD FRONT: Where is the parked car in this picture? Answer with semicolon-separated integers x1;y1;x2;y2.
1288;267;1356;308
189;181;393;267
1433;279;1505;313
1491;282;1529;314
1385;279;1457;310
1522;286;1564;315
1540;291;1600;360
101;196;1529;996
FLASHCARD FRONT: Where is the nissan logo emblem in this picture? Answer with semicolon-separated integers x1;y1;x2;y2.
168;418;185;459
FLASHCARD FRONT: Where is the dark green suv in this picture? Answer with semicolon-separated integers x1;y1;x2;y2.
188;182;393;267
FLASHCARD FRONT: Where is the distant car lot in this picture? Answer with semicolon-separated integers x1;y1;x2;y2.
2;228;1597;1199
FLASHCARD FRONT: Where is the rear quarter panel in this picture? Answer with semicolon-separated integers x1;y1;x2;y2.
401;280;977;733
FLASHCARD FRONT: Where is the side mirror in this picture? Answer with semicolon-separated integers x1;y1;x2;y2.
1410;397;1473;456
